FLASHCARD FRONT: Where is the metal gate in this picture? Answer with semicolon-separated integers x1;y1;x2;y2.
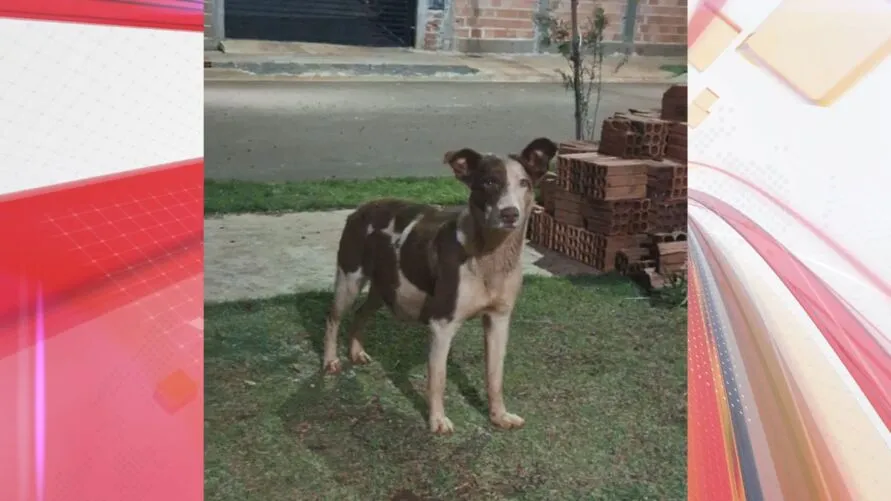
225;0;418;47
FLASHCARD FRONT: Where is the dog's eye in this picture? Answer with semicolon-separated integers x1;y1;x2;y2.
483;179;498;189
520;179;531;189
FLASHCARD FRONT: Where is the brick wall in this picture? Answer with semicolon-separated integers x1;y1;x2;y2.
550;0;626;43
452;0;538;42
636;0;687;45
422;0;686;54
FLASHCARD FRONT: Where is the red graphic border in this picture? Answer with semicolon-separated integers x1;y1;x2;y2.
0;0;202;31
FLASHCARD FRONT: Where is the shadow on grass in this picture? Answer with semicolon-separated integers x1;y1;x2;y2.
292;291;488;422
271;373;504;500
273;370;444;499
204;295;500;499
205;276;687;500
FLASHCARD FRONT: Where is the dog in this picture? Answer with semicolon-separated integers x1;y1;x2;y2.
321;137;558;435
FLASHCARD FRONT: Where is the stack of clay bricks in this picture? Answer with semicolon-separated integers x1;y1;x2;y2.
661;85;687;122
557;153;649;201
646;85;688;238
647;160;687;200
557;140;600;155
611;85;689;284
616;231;688;290
549;187;651;237
665;122;687;163
586;199;650;235
527;85;688;275
661;84;688;163
646;158;687;234
599;113;670;160
527;151;651;271
649;197;687;233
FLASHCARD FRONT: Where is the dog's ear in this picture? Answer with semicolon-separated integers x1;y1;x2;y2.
443;148;482;185
520;137;558;184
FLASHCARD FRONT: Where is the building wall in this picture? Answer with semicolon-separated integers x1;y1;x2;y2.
423;8;445;50
204;0;221;50
204;0;214;49
635;0;687;46
205;0;685;54
422;0;686;54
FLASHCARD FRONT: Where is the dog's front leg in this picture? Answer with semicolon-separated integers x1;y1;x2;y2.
427;319;461;435
483;311;525;430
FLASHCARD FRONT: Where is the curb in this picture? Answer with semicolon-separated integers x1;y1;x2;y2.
204;67;682;85
203;60;684;85
209;61;481;77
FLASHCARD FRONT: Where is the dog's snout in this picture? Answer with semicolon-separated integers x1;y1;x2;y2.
499;207;520;225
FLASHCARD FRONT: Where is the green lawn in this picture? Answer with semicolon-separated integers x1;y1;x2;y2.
205;177;467;215
205;275;687;500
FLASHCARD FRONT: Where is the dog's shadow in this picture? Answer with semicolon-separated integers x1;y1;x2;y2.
295;291;487;421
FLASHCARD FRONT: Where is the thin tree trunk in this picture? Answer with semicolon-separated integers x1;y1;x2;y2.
570;0;583;140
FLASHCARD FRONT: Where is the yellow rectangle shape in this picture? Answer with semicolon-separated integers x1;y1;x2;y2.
689;11;742;72
688;104;709;129
693;88;720;112
738;0;891;106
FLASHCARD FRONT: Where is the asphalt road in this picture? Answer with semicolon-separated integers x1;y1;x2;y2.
205;81;670;181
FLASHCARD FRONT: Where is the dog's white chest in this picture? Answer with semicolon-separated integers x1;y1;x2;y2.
454;260;521;320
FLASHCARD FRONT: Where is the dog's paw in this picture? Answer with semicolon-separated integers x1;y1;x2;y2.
349;350;372;365
490;412;525;430
322;359;342;375
429;415;455;435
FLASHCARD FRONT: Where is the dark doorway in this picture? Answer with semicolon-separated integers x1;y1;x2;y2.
225;0;419;48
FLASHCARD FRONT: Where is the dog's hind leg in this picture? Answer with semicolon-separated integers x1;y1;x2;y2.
322;267;366;374
348;286;382;365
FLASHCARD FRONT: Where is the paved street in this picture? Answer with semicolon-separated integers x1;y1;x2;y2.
205;81;670;181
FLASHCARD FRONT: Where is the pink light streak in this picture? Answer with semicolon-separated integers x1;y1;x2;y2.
690;159;891;300
34;284;45;501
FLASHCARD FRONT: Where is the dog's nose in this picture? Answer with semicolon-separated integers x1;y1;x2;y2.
500;207;520;225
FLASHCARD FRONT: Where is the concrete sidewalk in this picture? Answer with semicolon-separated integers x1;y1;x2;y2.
205;210;600;303
205;40;687;84
206;211;562;302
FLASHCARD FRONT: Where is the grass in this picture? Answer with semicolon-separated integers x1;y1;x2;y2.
659;64;688;77
205;274;687;501
650;277;688;309
205;177;468;215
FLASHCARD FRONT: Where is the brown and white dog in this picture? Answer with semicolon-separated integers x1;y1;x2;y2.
322;137;558;435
